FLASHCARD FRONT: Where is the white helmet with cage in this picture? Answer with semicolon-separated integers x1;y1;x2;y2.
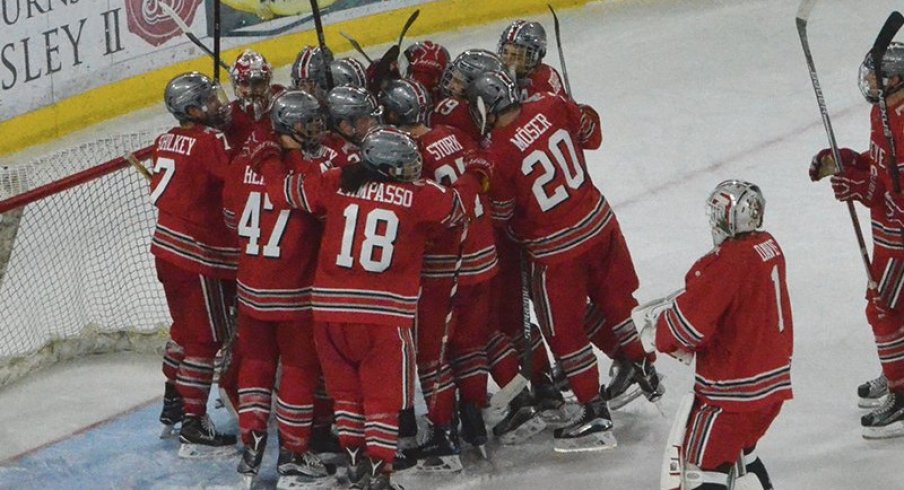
706;180;765;246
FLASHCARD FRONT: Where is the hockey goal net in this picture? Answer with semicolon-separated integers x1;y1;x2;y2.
0;133;171;388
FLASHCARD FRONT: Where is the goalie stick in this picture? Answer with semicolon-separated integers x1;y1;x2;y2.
547;4;573;97
125;153;152;181
796;0;876;289
309;0;335;90
872;11;904;194
159;3;231;73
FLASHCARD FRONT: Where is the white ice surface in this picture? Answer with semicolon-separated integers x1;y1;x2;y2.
1;0;902;488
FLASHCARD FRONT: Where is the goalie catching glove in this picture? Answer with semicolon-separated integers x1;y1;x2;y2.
630;291;692;365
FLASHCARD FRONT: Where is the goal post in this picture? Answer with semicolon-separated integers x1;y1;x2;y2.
0;134;171;388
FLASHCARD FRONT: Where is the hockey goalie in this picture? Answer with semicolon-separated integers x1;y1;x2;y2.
633;180;793;490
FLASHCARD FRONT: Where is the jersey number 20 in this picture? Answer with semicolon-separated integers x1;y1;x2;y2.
521;128;585;212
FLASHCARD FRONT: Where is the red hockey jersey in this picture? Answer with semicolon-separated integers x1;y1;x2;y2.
150;125;238;279
223;131;328;321
432;97;483;143
656;232;794;412
487;93;605;265
866;101;904;254
224;85;286;150
272;168;478;327
321;132;361;169
418;124;498;285
517;63;565;101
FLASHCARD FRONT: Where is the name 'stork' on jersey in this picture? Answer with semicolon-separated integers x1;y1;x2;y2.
150;126;239;279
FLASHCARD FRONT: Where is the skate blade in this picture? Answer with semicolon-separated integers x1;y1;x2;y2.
498;416;547;445
177;442;237;459
242;474;255;489
276;474;335;490
553;430;618;453
160;424;181;439
858;395;888;409
607;386;644;411
415;454;463;473
540;402;582;429
862;421;904;439
476;445;489;459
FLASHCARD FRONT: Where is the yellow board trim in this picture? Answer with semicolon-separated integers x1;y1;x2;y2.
0;0;592;158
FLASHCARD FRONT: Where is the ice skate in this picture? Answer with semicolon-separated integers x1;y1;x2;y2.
458;402;488;458
366;458;405;490
310;423;342;456
534;374;575;428
858;374;889;409
553;398;617;453
159;383;183;439
178;414;237;458
492;389;547;445
603;358;664;410
345;446;370;489
861;390;904;439
411;424;462;473
237;430;267;489
276;446;335;490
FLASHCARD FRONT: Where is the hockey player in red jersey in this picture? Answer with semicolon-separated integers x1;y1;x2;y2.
469;70;661;452
403;41;451;102
266;127;490;489
642;180;792;490
223;91;334;488
497;20;565;101
321;85;383;168
224;49;285;150
381;79;512;466
433;49;506;142
810;44;904;438
152;72;238;457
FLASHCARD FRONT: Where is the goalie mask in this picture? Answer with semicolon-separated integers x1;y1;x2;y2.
271;90;327;153
360;127;423;183
230;49;274;121
706;180;765;246
327;86;384;144
403;41;451;92
440;49;506;99
379;78;432;126
466;70;519;136
164;72;231;128
859;42;904;104
498;20;547;77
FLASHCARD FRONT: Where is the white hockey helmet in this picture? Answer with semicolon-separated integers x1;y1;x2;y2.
706;180;765;246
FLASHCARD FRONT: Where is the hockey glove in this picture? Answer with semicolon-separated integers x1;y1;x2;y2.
810;147;862;182
464;154;494;192
830;167;877;205
578;104;600;144
884;190;904;227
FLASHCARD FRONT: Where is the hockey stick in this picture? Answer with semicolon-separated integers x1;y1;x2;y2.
547;4;573;97
370;10;421;88
872;11;904;194
796;0;876;289
309;0;335;90
429;222;469;416
125;152;152;181
159;3;231;73
489;244;534;410
340;32;374;63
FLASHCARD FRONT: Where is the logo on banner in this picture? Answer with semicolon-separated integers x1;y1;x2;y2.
126;0;204;47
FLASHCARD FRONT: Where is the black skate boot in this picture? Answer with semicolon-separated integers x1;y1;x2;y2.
550;363;572;393
311;423;343;456
635;358;665;403
535;373;579;428
276;446;335;490
366;458;405;490
237;430;267;488
411;424;462;473
458;402;488;457
178;414;237;458
394;408;417;472
345;446;370;489
159;383;184;439
861;390;904;439
492;389;547;445
553;397;617;453
602;358;642;410
858;374;889;409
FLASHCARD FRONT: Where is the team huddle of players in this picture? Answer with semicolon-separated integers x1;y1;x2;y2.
148;17;802;490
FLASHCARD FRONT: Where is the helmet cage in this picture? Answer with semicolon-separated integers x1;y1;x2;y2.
706;180;765;246
859;42;904;104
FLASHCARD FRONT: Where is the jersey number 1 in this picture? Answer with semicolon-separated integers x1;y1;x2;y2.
770;265;786;333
